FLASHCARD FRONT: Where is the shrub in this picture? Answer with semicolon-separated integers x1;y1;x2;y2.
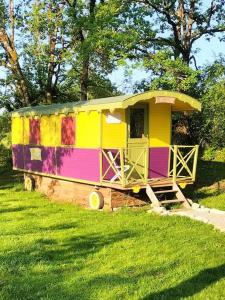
202;147;225;162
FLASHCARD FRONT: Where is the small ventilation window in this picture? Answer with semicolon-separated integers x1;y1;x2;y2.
61;116;75;145
29;118;40;145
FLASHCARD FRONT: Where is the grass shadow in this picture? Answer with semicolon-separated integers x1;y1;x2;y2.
0;230;136;299
0;206;37;214
41;222;78;231
35;230;136;264
142;263;225;300
63;262;180;299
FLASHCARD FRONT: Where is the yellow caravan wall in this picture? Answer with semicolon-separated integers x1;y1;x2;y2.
12;103;171;148
149;103;171;147
40;112;101;148
76;111;101;148
102;109;126;148
17;112;100;148
40;115;60;146
12;117;24;144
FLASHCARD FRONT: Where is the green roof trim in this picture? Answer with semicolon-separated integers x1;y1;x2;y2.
12;90;201;117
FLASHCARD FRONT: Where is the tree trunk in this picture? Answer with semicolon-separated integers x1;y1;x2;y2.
80;57;89;101
79;0;96;101
9;0;15;43
182;48;191;65
0;29;30;106
13;62;30;106
46;35;56;104
0;0;30;106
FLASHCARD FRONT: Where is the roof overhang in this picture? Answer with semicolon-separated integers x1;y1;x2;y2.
80;91;201;113
120;91;201;112
12;90;201;117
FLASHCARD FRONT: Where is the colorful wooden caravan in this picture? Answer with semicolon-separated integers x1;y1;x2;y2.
12;90;201;209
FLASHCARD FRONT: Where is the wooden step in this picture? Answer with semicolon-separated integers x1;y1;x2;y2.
154;189;177;194
146;183;191;208
160;199;185;204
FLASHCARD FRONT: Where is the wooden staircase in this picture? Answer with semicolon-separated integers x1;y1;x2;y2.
146;183;191;208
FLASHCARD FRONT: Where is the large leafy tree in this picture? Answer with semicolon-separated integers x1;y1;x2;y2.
126;0;225;65
0;0;31;107
23;0;69;104
64;0;123;100
196;58;225;148
0;0;122;109
121;0;225;95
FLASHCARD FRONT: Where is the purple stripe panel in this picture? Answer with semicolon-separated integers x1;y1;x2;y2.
13;144;100;182
56;148;100;182
149;147;169;179
12;144;24;169
24;145;56;174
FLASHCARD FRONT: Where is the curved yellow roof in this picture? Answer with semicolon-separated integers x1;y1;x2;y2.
122;90;201;112
12;90;201;117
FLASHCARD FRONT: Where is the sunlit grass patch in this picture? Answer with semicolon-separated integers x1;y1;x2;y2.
0;171;225;299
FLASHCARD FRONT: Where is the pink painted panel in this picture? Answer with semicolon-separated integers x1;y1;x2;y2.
12;145;100;182
56;148;100;182
149;147;169;179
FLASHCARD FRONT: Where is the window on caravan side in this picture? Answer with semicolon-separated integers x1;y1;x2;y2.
61;116;75;145
29;118;40;145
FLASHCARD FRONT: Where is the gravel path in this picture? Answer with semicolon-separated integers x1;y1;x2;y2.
169;207;225;232
149;205;225;232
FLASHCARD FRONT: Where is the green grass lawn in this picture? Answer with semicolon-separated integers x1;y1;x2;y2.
0;161;225;300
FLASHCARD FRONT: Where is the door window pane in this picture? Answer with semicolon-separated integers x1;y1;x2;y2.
130;108;145;138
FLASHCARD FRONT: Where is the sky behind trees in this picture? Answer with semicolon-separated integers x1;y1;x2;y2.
109;35;225;93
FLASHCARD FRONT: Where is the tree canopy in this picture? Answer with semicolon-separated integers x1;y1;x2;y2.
0;0;225;149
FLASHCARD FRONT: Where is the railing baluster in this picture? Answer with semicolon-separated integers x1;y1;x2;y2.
120;148;125;187
192;145;199;181
145;147;149;184
169;146;174;176
100;148;103;184
173;145;178;183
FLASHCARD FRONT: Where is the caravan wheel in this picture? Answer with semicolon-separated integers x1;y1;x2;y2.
88;191;104;210
24;176;35;191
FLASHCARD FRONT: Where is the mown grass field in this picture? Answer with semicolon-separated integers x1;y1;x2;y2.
0;160;225;300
